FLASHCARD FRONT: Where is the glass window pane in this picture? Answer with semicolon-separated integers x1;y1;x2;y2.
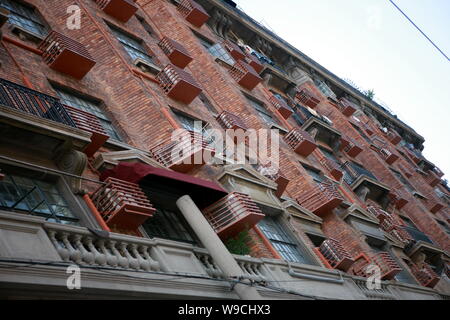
0;0;47;36
111;27;153;64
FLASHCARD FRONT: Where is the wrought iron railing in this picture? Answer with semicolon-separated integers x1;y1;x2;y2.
0;78;75;127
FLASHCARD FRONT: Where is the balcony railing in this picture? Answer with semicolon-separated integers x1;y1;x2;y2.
39;31;96;80
243;52;264;73
222;40;246;61
338;98;358;117
296;182;344;216
351;252;402;280
156;64;202;104
386;129;402;146
0;78;110;156
228;60;262;91
379;148;399;165
387;188;409;210
94;0;138;23
295;88;320;109
318;156;343;181
0;78;75;127
158;37;193;69
255;164;289;197
408;262;440;288
424;169;441;188
340;135;363;158
64;105;109;157
149;130;214;173
203;192;265;239
90;177;156;231
177;0;210;28
269;94;293;119
216;110;248;131
372;252;403;280
284;128;317;157
317;239;354;271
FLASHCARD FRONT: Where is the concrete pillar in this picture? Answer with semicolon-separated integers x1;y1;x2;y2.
176;195;262;300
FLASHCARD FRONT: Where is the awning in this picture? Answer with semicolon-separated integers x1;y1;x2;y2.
100;162;228;208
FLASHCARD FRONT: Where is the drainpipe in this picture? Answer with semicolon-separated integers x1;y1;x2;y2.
176;195;262;300
287;262;345;284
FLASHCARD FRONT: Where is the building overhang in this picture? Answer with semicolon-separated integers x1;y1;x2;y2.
302;117;341;148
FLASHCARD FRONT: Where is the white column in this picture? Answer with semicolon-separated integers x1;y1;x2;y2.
176;195;262;300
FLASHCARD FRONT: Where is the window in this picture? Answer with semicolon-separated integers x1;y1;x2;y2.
54;87;122;141
0;172;78;224
319;147;340;163
110;26;153;64
436;220;450;236
136;15;154;37
246;96;278;126
0;0;47;37
140;183;199;245
390;169;416;193
351;123;371;143
258;216;313;264
143;207;198;245
300;163;323;183
172;109;205;134
194;32;235;65
199;93;218;116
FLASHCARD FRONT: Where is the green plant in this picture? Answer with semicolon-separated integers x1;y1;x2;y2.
225;229;252;256
365;89;375;100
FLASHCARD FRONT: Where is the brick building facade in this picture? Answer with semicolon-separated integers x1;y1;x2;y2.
0;0;448;300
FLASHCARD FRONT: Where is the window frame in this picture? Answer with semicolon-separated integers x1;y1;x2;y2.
52;85;123;142
258;215;316;265
0;164;93;227
0;0;48;38
108;23;154;65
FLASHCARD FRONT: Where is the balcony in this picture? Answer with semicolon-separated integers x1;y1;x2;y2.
341;161;390;202
202;192;265;239
216;111;248;131
269;94;293;119
294;105;341;148
318;156;343;181
386;129;402;145
295;89;321;109
374;211;414;245
387;189;409;210
228;60;262;91
0;78;108;156
90;177;156;231
372;252;403;280
39;31;96;80
426;198;445;214
64;105;109;157
424;169;441;188
316;239;354;271
149;130;214;173
408;262;440;288
156;64;202;104
296;182;344;216
379;148;399;165
351;252;402;280
158;37;193;69
340;135;363;158
255;164;289;197
284;128;317;157
244;52;264;73
338;98;358;117
177;0;210;28
398;163;414;178
222;40;246;61
94;0;138;23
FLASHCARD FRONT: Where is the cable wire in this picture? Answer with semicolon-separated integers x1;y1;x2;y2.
388;0;449;61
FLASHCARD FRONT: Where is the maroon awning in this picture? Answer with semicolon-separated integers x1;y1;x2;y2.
100;162;228;208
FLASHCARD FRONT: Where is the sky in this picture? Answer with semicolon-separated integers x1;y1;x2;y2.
233;0;450;180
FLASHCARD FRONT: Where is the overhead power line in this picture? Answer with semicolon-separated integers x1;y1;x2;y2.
388;0;449;61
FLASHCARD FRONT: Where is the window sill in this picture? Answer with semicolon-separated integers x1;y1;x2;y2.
9;24;45;44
